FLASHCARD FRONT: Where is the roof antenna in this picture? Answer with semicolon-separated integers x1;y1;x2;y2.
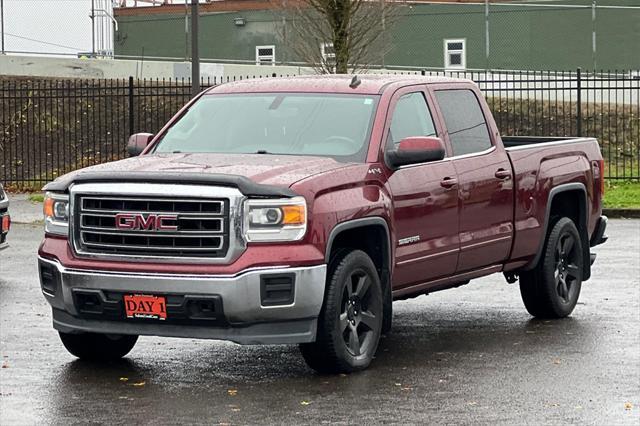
349;75;361;89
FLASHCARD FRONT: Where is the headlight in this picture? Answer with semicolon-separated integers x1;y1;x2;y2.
243;197;307;242
43;192;69;236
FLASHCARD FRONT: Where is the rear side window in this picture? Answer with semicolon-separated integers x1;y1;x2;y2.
389;92;436;146
435;89;492;156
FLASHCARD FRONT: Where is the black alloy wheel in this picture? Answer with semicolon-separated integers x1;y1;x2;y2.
300;249;383;373
520;217;584;318
340;268;380;357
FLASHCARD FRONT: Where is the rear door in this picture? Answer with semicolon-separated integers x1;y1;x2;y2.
432;86;514;272
384;87;460;289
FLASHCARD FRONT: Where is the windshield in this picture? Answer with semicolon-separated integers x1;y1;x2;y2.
153;93;379;162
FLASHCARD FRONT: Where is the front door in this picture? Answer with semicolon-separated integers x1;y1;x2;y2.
384;89;460;289
433;87;514;272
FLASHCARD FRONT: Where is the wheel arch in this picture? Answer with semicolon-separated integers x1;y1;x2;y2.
523;182;591;280
325;217;391;267
325;217;393;330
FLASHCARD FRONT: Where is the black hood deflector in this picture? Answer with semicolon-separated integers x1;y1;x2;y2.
43;171;297;198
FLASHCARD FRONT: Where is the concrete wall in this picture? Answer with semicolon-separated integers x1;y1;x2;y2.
0;54;311;80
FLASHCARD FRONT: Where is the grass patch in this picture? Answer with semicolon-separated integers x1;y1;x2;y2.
27;193;44;203
603;181;640;209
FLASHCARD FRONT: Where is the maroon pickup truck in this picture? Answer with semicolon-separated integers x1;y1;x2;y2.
38;75;608;373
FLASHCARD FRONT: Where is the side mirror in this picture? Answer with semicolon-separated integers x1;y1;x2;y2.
386;136;446;168
126;133;154;157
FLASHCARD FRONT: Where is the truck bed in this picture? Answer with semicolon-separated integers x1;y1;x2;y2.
502;135;603;272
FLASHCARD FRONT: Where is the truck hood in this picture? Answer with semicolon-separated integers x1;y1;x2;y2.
46;153;354;192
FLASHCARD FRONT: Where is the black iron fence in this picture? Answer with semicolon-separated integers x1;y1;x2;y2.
1;69;638;189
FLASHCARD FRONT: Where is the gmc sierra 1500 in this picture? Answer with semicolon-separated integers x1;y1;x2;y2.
38;75;608;373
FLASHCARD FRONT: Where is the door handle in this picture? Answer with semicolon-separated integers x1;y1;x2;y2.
440;177;458;188
495;168;511;179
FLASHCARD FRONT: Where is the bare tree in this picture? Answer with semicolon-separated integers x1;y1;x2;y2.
274;0;400;74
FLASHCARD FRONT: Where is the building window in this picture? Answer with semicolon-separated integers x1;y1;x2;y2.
444;39;466;70
321;42;335;62
256;45;275;65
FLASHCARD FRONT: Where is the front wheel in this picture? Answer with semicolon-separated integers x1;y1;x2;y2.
300;250;383;373
519;217;584;318
59;332;138;361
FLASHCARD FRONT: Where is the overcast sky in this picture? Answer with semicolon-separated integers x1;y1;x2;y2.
2;0;96;55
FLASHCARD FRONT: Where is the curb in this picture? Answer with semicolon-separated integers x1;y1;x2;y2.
602;209;640;219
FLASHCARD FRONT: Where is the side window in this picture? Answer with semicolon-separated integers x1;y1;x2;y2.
435;89;492;156
389;92;436;146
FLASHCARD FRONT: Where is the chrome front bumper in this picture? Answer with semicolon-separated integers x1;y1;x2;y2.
39;256;327;345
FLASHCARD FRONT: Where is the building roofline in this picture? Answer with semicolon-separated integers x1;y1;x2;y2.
114;0;517;17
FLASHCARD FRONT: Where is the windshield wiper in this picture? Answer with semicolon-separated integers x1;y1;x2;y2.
255;150;271;154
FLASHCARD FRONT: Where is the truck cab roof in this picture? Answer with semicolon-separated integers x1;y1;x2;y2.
205;74;474;95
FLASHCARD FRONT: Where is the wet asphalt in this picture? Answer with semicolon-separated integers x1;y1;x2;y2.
0;221;638;425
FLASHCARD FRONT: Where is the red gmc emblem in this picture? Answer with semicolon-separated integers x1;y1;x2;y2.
114;213;178;231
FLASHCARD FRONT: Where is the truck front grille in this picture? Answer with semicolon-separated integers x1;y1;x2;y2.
74;196;230;259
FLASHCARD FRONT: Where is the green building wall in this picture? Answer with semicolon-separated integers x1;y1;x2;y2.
115;0;640;71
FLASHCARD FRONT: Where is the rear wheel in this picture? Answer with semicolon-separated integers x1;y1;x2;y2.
520;217;584;318
300;249;383;373
59;332;138;361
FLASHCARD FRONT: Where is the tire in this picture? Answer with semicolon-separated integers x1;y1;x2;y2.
519;217;584;318
59;332;138;361
300;249;383;374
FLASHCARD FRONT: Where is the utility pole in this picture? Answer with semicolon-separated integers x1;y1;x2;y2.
485;0;489;69
592;0;597;71
91;0;96;57
191;0;200;97
1;0;5;55
184;0;189;61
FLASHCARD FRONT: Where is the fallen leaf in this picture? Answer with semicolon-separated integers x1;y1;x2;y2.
300;401;311;406
553;359;561;365
624;402;633;410
227;389;238;396
132;381;145;387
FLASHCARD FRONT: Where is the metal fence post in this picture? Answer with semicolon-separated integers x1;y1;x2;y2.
576;68;582;137
128;76;134;137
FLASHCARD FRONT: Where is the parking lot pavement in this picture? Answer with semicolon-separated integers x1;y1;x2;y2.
4;194;43;224
0;221;638;425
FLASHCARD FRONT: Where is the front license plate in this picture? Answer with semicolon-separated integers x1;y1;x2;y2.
124;294;167;320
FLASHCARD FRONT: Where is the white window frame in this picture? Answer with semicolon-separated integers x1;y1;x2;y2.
255;45;276;66
320;42;336;62
444;39;466;70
